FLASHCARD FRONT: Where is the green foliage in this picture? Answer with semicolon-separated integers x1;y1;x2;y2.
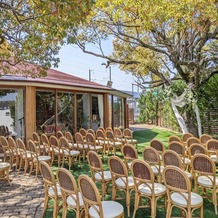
0;0;94;76
197;74;218;137
138;88;180;132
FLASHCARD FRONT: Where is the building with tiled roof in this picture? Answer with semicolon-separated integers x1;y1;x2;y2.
0;65;131;143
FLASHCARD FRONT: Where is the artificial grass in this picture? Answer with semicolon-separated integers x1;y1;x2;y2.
44;128;217;218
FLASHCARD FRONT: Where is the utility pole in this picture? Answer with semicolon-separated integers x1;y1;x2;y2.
109;66;111;81
89;69;91;81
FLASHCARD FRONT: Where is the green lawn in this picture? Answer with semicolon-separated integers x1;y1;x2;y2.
44;128;217;218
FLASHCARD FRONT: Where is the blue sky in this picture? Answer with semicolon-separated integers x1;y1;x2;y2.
54;44;137;92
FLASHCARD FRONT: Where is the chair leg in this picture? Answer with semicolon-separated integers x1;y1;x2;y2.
42;193;49;217
126;190;130;217
132;192;139;218
212;188;217;214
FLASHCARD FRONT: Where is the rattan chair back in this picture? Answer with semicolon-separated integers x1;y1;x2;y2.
186;137;201;148
79;128;87;140
57;131;64;139
188;143;207;158
199;134;212;145
162;150;183;168
78;174;103;217
150;139;165;154
182;133;193;145
168;135;182;144
56;167;83;218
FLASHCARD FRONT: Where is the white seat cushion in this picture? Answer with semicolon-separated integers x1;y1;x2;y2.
210;155;218;162
138;182;166;195
151;165;164;175
63;150;80;156
94;171;112;181
115;176;134;188
48;184;62;197
198;175;218;187
185;171;192;179
38;156;51;162
89;146;103;151
89;201;123;218
67;192;84;207
171;192;203;207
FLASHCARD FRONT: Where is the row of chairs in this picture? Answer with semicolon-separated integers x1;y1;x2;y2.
39;159;125;218
0;136;52;178
44;146;216;218
32;127;138;168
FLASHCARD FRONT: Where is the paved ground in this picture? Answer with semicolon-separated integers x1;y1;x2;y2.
0;167;44;218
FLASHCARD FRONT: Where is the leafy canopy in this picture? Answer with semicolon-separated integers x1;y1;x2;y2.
0;0;93;77
72;0;218;91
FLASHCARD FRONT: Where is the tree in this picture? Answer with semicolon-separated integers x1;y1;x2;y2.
70;0;218;135
0;0;93;76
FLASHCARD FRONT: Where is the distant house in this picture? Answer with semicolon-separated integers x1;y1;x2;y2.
123;90;141;124
0;64;131;143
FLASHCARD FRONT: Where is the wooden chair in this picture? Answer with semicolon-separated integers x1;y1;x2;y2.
49;135;63;166
16;138;32;174
105;130;122;156
123;128;138;150
32;131;45;154
142;147;164;183
168;135;182;144
114;128;125;145
87;128;96;137
98;127;105;133
106;127;113;131
188;143;207;160
87;151;112;200
108;155;134;217
57;131;64;139
74;132;89;162
150;139;165;161
39;161;62;218
79;128;87;141
199;133;212;146
56;167;84;218
59;136;80;170
8;136;21;170
28;140;51;179
163;166;203;218
121;143;138;171
0;136;12;164
41;133;52;158
186;137;201;150
85;133;103;157
65;131;74;146
192;154;218;215
206;139;218;158
162;150;192;179
96;129;108;158
78;174;124;218
131;159;166;218
182;132;193;146
168;141;191;169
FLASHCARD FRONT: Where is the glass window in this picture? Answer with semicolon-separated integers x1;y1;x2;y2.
113;96;125;129
57;92;74;134
91;94;104;131
36;91;55;135
0;89;24;139
108;95;112;128
76;93;90;130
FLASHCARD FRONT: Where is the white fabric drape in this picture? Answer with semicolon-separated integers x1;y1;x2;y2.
98;95;104;127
